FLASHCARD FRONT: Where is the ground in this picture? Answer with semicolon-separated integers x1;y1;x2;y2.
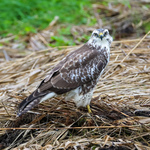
0;1;150;149
0;37;150;149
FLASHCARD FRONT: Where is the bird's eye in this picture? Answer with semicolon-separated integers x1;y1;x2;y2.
93;33;98;37
104;31;108;37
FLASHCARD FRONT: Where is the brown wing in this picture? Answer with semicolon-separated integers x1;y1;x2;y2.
18;44;108;116
38;44;108;94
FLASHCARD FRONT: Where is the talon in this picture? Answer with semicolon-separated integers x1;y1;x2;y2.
87;104;92;113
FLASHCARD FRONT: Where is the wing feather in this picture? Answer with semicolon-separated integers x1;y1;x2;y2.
37;44;108;94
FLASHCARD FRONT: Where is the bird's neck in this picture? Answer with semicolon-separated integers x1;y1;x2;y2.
87;38;110;60
88;38;110;51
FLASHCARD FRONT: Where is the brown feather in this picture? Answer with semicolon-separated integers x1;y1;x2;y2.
18;34;111;116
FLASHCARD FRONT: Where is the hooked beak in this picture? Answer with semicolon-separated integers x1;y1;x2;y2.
99;32;103;40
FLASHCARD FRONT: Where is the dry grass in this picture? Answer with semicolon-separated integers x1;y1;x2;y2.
0;35;150;149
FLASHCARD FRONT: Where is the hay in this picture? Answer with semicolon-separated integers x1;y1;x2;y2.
0;36;150;149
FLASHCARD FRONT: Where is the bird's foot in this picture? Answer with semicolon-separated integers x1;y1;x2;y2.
87;104;92;113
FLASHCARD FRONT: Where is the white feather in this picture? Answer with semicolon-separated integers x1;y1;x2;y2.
66;87;94;107
40;92;56;103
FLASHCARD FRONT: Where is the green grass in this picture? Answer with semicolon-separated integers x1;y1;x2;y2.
1;0;149;47
0;0;92;36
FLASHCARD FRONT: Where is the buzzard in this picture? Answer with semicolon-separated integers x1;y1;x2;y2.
18;28;113;116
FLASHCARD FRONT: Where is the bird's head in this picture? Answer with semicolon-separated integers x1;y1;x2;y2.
88;29;113;48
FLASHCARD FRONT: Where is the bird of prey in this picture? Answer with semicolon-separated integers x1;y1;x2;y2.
17;28;113;116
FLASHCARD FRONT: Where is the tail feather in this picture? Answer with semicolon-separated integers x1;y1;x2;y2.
17;97;41;116
17;89;55;116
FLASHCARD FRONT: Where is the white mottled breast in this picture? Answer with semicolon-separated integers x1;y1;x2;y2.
65;87;94;107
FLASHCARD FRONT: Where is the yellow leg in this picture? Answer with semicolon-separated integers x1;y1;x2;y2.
87;104;92;113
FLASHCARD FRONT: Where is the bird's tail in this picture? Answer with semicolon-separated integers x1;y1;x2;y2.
17;89;55;116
